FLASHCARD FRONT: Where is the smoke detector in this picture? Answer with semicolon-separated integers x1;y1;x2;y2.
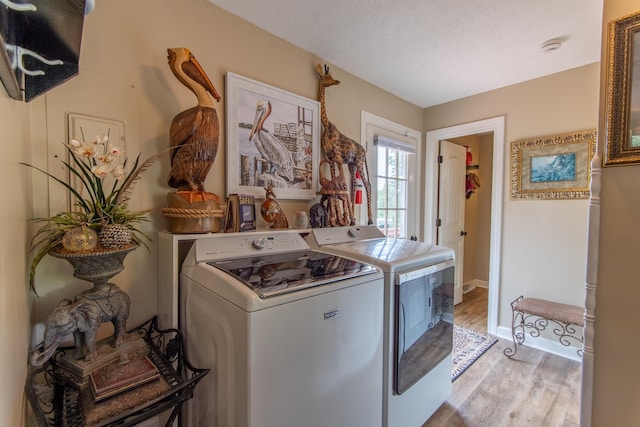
541;38;562;53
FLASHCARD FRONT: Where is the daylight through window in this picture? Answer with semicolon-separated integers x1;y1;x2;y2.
376;144;410;239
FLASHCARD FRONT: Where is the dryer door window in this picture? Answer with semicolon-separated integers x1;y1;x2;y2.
394;265;454;394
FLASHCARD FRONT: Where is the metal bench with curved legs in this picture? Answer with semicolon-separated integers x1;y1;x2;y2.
504;295;584;358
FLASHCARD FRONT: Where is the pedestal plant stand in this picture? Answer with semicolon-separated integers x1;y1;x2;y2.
28;244;139;372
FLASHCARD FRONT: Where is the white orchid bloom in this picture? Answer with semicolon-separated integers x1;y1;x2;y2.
91;164;111;179
69;138;82;148
96;154;116;164
76;144;96;158
108;145;125;156
91;134;108;145
112;165;126;180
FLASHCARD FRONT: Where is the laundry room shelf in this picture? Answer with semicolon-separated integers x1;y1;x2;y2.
25;316;209;427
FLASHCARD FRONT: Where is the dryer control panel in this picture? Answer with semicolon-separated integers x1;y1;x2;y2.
308;225;385;246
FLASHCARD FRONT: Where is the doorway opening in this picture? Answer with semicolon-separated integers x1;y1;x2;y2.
424;116;504;335
446;134;493;333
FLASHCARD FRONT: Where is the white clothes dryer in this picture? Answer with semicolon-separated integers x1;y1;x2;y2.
179;230;384;427
306;225;455;427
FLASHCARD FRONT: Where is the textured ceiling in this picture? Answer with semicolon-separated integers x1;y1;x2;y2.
207;0;604;108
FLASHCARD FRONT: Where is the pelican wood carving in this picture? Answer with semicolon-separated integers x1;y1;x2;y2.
165;47;223;233
167;47;220;196
316;64;373;225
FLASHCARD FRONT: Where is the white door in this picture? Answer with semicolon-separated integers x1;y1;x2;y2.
437;140;466;305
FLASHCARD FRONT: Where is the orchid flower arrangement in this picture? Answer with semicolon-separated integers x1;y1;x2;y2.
62;130;143;225
24;129;158;292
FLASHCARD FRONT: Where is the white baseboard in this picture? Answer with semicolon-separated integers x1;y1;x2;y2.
463;279;489;293
473;279;489;289
496;326;582;362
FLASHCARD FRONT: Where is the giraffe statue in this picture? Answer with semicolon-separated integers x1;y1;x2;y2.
316;64;373;225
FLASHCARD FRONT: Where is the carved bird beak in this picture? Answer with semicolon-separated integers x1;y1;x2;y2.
168;47;221;103
185;51;221;102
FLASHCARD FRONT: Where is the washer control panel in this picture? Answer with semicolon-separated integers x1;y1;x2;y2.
194;230;310;262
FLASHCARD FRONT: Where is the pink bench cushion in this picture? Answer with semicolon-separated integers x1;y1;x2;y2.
515;298;584;326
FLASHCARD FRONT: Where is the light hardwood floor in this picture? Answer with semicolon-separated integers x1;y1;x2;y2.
453;286;489;334
422;287;581;427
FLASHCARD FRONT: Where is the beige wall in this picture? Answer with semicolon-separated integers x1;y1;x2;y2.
3;0;630;425
0;92;31;424
3;1;423;425
26;0;424;322
476;133;493;281
424;63;600;327
594;1;640;425
460;135;481;285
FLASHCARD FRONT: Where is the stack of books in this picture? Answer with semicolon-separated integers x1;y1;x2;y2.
89;356;160;402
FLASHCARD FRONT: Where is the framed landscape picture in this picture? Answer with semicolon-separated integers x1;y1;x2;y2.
510;130;596;200
225;72;320;199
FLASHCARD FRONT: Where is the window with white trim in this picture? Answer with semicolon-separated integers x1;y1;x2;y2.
374;134;416;239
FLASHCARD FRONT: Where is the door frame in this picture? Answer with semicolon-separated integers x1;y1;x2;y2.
424;116;505;335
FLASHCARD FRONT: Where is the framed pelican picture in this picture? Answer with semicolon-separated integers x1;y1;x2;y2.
225;72;320;199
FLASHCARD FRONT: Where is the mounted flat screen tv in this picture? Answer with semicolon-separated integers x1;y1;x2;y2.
0;0;85;102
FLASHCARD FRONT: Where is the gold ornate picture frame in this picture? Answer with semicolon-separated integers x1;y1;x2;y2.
605;10;640;166
510;130;596;200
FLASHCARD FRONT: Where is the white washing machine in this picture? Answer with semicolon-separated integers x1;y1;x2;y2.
306;226;455;427
179;230;384;427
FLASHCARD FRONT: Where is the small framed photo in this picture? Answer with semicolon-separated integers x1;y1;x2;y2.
224;194;256;233
510;130;596;200
225;72;320;199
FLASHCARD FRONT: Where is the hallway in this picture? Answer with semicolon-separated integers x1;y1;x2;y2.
454;287;488;334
